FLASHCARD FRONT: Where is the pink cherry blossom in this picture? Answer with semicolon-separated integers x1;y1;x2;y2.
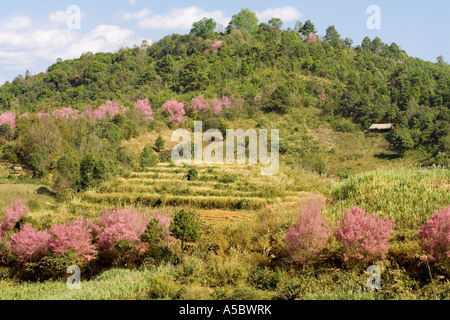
163;100;186;124
11;223;51;262
49;217;97;262
135;99;154;121
0;112;16;130
212;41;223;53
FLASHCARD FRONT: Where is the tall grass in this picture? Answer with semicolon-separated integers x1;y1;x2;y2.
330;168;450;227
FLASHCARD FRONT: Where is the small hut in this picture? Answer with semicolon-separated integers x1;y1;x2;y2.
13;166;23;175
369;124;394;133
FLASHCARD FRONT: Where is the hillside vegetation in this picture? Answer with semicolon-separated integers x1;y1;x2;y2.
0;9;449;300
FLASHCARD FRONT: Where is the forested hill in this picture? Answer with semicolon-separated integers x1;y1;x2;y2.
0;8;449;175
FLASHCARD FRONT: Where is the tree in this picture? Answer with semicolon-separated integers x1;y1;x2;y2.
191;18;217;38
226;8;259;34
268;18;283;32
170;210;203;249
155;135;165;152
265;84;293;113
54;154;79;190
28;153;46;178
391;129;415;157
299;20;317;37
362;36;372;52
324;25;341;46
79;153;110;190
437;55;446;64
0;123;13;140
371;37;383;55
140;144;159;168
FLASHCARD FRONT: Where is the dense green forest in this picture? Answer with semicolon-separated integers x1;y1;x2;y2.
0;8;449;193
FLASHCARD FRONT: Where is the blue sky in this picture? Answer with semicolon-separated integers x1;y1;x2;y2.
0;0;449;84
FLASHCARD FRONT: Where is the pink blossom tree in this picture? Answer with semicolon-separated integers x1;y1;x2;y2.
221;96;231;109
285;195;331;265
11;223;52;262
96;209;149;253
84;101;126;120
319;89;327;101
419;207;450;262
335;207;396;263
210;97;223;116
52;107;80;120
37;110;49;119
0;112;16;130
49;217;97;262
163;100;186;124
192;95;209;113
308;33;318;43
1;200;30;232
135;99;154;121
212;41;223;53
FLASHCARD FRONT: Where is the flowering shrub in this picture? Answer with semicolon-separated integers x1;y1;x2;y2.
192;95;209;113
210;97;222;116
1;200;30;232
84;101;126;119
135;99;154;121
335;207;395;263
11;223;52;262
308;33;318;43
49;217;97;262
212;41;223;53
419;207;450;262
52;107;80;120
163;100;186;124
285;195;330;265
191;95;233;116
96;209;149;253
319;89;327;101
0;112;16;130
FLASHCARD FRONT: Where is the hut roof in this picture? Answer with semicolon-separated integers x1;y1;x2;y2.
369;124;394;130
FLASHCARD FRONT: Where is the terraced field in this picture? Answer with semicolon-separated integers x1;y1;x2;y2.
74;163;310;225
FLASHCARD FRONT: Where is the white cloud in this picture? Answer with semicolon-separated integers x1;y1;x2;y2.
0;17;145;81
61;25;143;59
124;6;230;30
256;6;302;23
127;0;137;6
49;10;71;25
1;16;32;30
121;8;152;21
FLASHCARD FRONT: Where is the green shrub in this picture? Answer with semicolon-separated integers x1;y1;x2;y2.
185;167;199;181
250;267;282;289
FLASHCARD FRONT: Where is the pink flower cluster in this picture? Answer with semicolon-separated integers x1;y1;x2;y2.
96;209;150;253
1;200;29;233
308;34;318;43
0;112;16;130
212;41;223;53
335;207;395;262
191;95;232;116
285;195;331;265
419;207;450;262
84;101;126;119
37;108;80;120
11;224;52;262
4;201;173;263
135;99;154;121
49;217;97;262
319;90;327;101
163;100;186;124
